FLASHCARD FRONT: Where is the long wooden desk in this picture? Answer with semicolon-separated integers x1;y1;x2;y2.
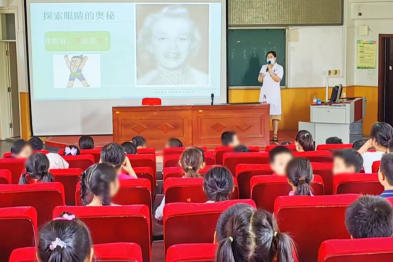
112;104;270;149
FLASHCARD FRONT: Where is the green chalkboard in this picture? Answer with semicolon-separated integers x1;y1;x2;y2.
228;29;286;86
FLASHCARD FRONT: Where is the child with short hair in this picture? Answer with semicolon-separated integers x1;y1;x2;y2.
79;136;95;149
378;154;393;198
19;153;54;185
269;146;293;176
101;143;137;178
326;136;343;144
37;212;94;262
10;139;33;159
286;158;313;196
63;145;80;156
122;141;137;154
333;149;363;175
28;136;44;150
81;163;120;206
233;145;250;152
132;136;147;149
295;130;314;152
203;167;234;202
221;131;240;147
165;138;183;148
352;139;367;151
345;195;393;238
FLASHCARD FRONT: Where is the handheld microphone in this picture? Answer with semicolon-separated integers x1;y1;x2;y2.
211;93;214;105
266;61;271;72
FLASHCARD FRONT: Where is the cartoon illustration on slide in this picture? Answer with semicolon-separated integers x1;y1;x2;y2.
64;54;90;87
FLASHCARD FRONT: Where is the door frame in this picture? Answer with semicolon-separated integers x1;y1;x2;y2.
378;34;393;122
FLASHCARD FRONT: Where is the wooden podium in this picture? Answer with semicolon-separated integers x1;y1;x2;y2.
112;104;270;149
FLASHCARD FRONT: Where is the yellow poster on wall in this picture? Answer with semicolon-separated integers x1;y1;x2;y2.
357;40;377;69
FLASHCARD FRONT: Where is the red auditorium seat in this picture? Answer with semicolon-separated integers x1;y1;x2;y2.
204;151;216;165
163;199;256;255
137;148;156;155
133;167;155;197
3;150;49;158
223;152;270;176
0;207;37;262
0;158;26;184
10;243;143;262
333;173;383;195
251;175;324;212
235;164;272;198
163;165;218;181
316;144;353;151
127;154;157;183
163;147;208;156
62;155;95;170
265;144;297;152
312;162;334;195
0;170;11;184
215;146;259;165
51;168;82;205
0;183;65;227
318;238;393;262
372;161;381;173
274;194;359;262
53;205;150;262
293;151;332;162
142;97;161;106
58;148;101;163
166;244;217;262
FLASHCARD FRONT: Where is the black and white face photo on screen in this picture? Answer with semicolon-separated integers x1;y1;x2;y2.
136;4;209;86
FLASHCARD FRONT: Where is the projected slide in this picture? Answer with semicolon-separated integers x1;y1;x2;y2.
29;2;222;100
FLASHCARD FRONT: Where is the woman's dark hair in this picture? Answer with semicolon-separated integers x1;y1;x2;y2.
167;138;183;148
233;145;250;153
215;204;295;262
37;212;92;262
11;139;30;156
28;136;44;150
63;145;80;156
266;51;277;58
204;167;233;202
295;130;315;151
80;163;117;206
122;142;137;155
352;139;367;151
19;153;54;185
79;136;95;150
370;122;393;148
286;158;313;196
180;147;204;178
132;136;147;148
101;143;126;169
326;136;343;144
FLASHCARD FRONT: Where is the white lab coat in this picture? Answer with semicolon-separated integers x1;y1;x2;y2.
259;63;284;115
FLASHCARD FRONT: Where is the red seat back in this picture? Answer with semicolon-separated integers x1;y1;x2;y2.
235;164;272;198
316;144;353;151
62;155;95;170
163;199;256;255
163;154;181;168
215;146;259;165
0;207;37;262
274;194;359;262
58;148;101;163
53;205;150;262
318;238;393;262
0;183;65;227
142;98;161;106
133;167;155;197
0;170;11;184
51;168;82;205
312;162;334;195
0;158;26;184
137;148;156;155
265;144;297;152
163;147;208;156
163;165;219;181
126;154;156;183
223;152;270;176
251;175;324;212
333;174;383;195
293;151;332;163
166;244;217;262
372;161;381;173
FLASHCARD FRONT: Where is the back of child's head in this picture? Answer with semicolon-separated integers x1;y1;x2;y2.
167;138;183;148
28;136;44;150
215;204;295;262
203;167;233;202
380;153;393;186
179;147;204;178
326;136;343;144
269;146;293;164
221;131;237;146
281;141;292;145
370;122;393;148
333;149;363;174
81;163;118;206
63;145;80;156
19;153;54;185
269;146;293;176
121;142;137;155
233;145;250;153
286;157;313;196
11;139;32;158
100;143;126;169
345;195;393;239
295;130;314;151
132;136;147;148
37;212;93;262
352;139;367;150
79;136;95;149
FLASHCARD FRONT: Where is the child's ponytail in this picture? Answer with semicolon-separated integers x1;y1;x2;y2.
80;169;90;206
286;158;314;196
295;178;312;196
215;237;236;262
274;231;296;262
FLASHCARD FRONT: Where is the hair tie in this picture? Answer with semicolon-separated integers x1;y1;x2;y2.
274;231;278;238
53;213;76;221
187;166;193;170
228;236;233;242
298;177;306;182
49;238;66;250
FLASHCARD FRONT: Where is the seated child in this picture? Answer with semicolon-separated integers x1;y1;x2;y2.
155;147;206;221
132;136;147;149
10;139;33;159
203;166;234;202
81;163;120;206
28;136;44;150
38;212;93;262
286;158;313;196
122;141;137;154
165;138;183;148
295;130;314;152
326;136;343;144
101;143;137;178
269;146;293;176
332;149;363;175
63;145;80;156
352;139;367;151
345;195;393;238
46;153;69;169
79;135;95;149
221;131;240;147
378;154;393;198
19;153;54;185
233;145;250;152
